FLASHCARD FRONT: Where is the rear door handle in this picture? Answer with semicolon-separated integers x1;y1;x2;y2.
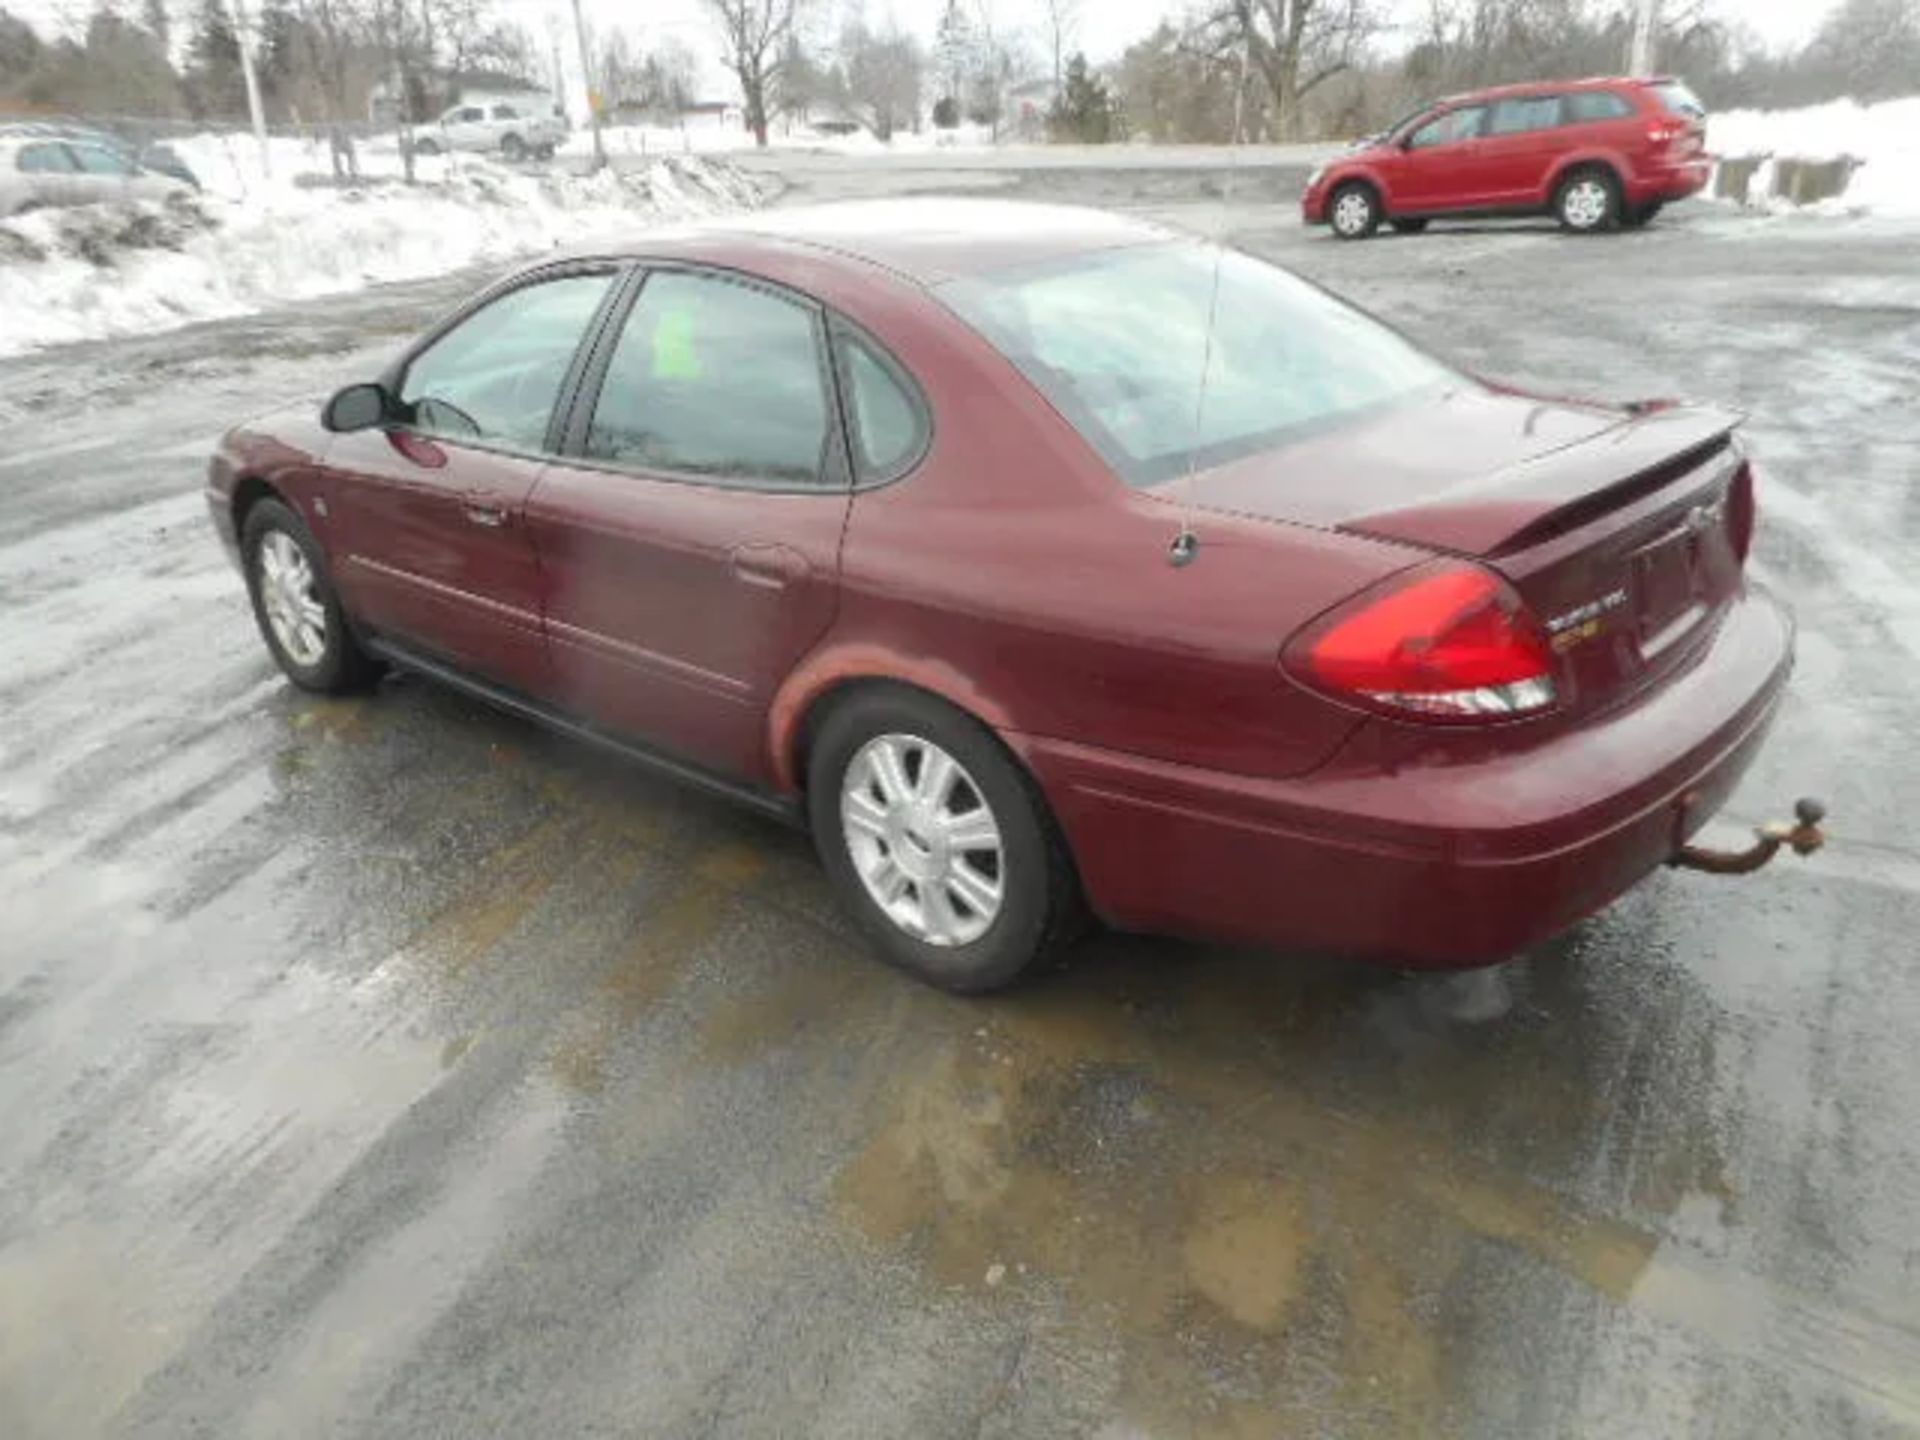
729;543;807;589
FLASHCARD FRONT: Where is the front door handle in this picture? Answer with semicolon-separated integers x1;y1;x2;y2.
464;494;507;528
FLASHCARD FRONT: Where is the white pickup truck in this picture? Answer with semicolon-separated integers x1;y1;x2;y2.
413;100;566;161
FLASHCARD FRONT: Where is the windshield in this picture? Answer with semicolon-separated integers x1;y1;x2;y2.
1652;79;1707;117
940;242;1460;487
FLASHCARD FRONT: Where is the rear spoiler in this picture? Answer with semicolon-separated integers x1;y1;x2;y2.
1340;405;1743;557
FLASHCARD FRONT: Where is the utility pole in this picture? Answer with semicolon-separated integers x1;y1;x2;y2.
227;0;270;178
1630;0;1660;77
568;0;606;171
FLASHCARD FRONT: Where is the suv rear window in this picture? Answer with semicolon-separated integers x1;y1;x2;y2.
1650;80;1706;118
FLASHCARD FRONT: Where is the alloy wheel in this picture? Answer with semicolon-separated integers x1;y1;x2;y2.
1332;190;1373;237
1563;177;1611;230
840;733;1005;947
256;529;327;667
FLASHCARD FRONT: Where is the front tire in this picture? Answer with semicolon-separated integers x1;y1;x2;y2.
1329;182;1381;240
807;688;1082;994
241;498;381;694
500;134;527;162
1556;167;1621;233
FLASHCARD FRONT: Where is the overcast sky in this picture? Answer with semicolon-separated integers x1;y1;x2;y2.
12;0;1841;94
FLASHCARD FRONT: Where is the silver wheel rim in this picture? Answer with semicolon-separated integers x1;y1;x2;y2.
257;530;328;667
841;733;1005;948
1333;191;1372;235
1564;178;1609;229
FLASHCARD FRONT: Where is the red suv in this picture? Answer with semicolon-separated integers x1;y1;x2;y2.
1302;76;1710;239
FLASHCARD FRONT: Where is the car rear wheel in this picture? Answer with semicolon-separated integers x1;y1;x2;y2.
533;142;556;161
1329;182;1381;240
807;688;1082;993
1390;217;1430;234
242;498;381;694
412;136;440;157
500;134;527;162
1556;168;1621;233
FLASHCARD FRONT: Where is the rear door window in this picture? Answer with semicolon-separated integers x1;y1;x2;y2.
584;270;833;487
1488;96;1563;135
399;272;615;451
1565;91;1635;123
67;144;134;175
1408;106;1486;149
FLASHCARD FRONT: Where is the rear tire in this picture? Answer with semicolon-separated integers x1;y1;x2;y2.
1329;182;1381;240
1390;217;1430;234
241;498;382;695
412;136;440;157
1555;167;1621;233
807;687;1082;994
533;142;556;161
500;134;527;162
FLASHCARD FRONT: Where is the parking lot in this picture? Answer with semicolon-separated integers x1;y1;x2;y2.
4;152;1919;1438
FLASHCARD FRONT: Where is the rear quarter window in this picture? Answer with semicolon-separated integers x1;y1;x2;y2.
1564;91;1635;123
1651;80;1706;118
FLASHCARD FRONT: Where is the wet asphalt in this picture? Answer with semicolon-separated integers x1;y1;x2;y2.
3;153;1919;1439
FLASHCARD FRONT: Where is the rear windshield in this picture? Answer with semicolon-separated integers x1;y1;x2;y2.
940;243;1458;488
1651;79;1706;118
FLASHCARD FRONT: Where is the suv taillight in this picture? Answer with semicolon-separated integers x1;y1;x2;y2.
1283;562;1559;722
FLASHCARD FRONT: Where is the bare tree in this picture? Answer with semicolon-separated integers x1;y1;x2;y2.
1203;0;1382;140
840;15;923;140
703;0;804;147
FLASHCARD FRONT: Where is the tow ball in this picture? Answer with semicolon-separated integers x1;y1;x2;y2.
1669;796;1827;876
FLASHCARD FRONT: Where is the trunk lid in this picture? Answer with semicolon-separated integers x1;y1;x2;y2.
1183;387;1750;714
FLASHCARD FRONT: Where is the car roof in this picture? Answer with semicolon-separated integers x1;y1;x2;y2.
1438;75;1664;106
590;199;1182;287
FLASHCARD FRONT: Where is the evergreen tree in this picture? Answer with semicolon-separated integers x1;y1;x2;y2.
183;0;247;118
1048;51;1113;143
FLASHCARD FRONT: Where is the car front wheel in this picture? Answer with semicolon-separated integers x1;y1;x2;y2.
1329;182;1381;240
242;498;381;694
501;134;527;162
1556;169;1620;232
807;688;1082;993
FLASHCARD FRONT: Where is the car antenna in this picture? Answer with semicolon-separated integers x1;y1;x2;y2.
1171;30;1253;568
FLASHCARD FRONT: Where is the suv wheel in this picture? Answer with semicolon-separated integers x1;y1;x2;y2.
1329;182;1381;240
500;133;527;162
1556;168;1620;233
807;688;1083;993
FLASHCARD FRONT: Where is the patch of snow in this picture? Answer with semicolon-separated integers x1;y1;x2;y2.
0;148;763;358
1708;97;1920;218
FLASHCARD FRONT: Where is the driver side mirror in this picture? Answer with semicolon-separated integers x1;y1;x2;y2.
322;381;394;433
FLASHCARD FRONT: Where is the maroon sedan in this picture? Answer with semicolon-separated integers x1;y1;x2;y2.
206;200;1792;991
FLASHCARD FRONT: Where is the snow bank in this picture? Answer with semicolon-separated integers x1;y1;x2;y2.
1708;97;1920;217
556;119;1002;160
0;149;762;358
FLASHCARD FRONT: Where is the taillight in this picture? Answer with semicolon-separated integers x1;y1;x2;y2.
1647;121;1684;146
1727;459;1756;564
1283;562;1559;722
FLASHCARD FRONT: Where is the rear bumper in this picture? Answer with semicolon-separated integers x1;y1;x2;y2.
1631;157;1712;203
1020;585;1794;967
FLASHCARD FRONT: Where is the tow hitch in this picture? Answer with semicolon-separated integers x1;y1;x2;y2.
1669;796;1827;875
